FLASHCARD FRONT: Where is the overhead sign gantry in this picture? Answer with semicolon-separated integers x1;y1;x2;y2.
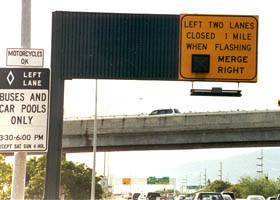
47;11;259;199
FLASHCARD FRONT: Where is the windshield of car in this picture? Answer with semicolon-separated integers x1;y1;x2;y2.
158;109;172;114
222;195;232;200
133;193;140;200
148;193;161;197
250;197;265;200
199;194;223;200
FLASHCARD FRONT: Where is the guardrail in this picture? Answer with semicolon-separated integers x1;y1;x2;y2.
63;109;278;120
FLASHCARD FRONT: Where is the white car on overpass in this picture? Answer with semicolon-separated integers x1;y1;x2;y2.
149;108;180;115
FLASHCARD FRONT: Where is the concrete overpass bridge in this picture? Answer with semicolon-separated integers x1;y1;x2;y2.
62;110;280;152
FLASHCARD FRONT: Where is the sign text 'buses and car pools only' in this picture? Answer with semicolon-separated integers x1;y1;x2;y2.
179;14;258;82
0;68;50;152
6;48;44;67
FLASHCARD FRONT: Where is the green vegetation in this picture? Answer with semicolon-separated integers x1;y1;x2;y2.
2;153;280;199
202;180;232;193
237;176;279;198
0;154;12;199
201;177;280;198
0;154;104;200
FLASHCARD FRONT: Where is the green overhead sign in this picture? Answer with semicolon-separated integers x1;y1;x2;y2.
147;176;170;185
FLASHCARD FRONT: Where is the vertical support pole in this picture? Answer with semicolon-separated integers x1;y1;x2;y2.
44;58;64;199
102;152;106;200
21;0;31;48
219;162;223;180
204;168;207;186
173;180;176;197
11;153;27;200
185;175;187;193
44;13;65;200
107;152;111;193
91;79;98;200
103;152;106;178
11;0;31;199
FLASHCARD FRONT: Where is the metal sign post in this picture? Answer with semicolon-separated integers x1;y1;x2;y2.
91;79;98;200
10;0;31;199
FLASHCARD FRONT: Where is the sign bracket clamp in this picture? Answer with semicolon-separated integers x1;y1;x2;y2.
190;87;242;97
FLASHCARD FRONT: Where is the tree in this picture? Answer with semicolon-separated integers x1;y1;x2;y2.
25;155;103;199
0;154;12;200
223;184;241;198
201;180;231;192
61;156;103;200
25;156;46;199
237;176;279;198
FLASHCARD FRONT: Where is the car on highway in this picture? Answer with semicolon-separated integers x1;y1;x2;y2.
137;193;147;200
123;193;133;200
133;193;140;200
221;192;235;200
222;194;233;200
178;195;185;200
167;193;175;200
192;192;224;200
246;195;265;200
149;108;180;116
185;193;194;200
266;197;276;200
147;192;161;200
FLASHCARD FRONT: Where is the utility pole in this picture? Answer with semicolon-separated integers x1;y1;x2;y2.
204;169;207;186
218;162;223;181
182;176;188;193
257;149;264;177
199;172;202;188
11;0;31;199
185;175;188;193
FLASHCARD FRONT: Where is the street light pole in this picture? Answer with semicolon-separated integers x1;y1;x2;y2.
11;0;31;199
91;79;98;200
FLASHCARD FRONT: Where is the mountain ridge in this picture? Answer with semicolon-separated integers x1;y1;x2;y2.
171;148;280;186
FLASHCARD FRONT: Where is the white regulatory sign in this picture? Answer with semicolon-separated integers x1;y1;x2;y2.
6;48;44;67
0;68;50;152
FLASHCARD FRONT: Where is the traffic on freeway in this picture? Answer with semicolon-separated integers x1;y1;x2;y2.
117;192;280;200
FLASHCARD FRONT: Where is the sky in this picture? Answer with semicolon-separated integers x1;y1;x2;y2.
2;0;280;194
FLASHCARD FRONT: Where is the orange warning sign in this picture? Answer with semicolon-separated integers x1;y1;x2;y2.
179;14;258;82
